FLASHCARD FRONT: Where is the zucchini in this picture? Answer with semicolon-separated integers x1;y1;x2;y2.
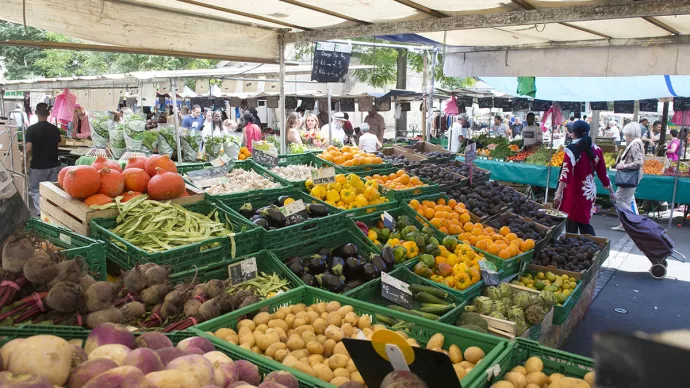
387;305;441;321
420;303;455;315
414;291;450;305
409;284;448;299
375;313;398;326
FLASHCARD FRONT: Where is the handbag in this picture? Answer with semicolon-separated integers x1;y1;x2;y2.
614;140;641;188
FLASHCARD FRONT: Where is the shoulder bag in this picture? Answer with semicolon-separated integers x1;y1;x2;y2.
614;140;641;188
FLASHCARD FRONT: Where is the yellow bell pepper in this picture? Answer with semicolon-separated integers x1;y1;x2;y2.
443;276;456;288
327;182;342;192
340;188;355;204
454;272;471;290
402;241;419;259
326;189;340;203
368;230;378;241
310;185;327;200
387;238;401;247
354;194;369;207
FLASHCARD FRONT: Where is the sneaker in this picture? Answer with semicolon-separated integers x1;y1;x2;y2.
611;225;625;231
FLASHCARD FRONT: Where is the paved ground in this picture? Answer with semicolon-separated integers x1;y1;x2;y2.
561;212;690;357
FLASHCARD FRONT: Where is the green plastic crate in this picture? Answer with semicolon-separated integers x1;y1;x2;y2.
169;249;304;289
468;338;594;388
24;218;107;280
0;325;323;388
521;269;584;325
344;266;466;325
340;198;399;218
189;160;292;200
257;153;347;189
212;188;345;248
192;286;509;388
366;167;440;202
177;162;212;174
90;200;263;272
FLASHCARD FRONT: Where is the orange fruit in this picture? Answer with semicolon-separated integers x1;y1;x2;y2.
459;232;471;241
506;233;518;241
471;227;483;236
460;213;471;224
463;222;474;232
438;226;448;234
476;239;489;251
437;198;446;205
388;173;398;181
525;239;535;250
409;199;420;208
499;226;510;236
487;244;500;255
410;176;421;185
498;249;510;260
469;235;479;245
448;224;461;235
396;169;405;177
430;218;443;228
484;226;494;234
424;208;435;219
507;245;519;257
447;199;457;208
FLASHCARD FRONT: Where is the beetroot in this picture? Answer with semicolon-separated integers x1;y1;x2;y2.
78;275;96;291
86;306;124;328
183;300;202;319
122;269;146;292
84;323;136;355
199;299;220;321
135;332;172;351
47;260;82;288
123;348;163;374
141;284;171;305
22;255;57;284
144;265;169;287
0;372;53;387
1;236;34;273
84;282;116;312
381;370;427;388
233;360;260;386
155;347;188;366
263;371;298;388
46;281;85;313
176;337;215;354
68;359;118;388
163;290;185;307
81;366;146;388
205;280;226;298
160;301;181;320
120;302;146;321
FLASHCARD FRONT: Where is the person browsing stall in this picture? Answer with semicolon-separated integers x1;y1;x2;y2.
364;107;386;143
241;112;262;152
181;104;205;132
358;123;381;153
25;103;62;215
521;112;543;150
448;116;468;153
611;122;644;232
320;112;347;146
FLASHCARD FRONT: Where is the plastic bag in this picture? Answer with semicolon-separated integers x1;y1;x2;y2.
157;128;176;158
124;118;146;152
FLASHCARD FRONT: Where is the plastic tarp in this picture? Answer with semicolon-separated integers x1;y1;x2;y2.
479;76;690;102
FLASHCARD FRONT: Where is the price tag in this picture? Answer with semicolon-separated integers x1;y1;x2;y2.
194;177;228;188
210;154;231;167
228;257;258;285
479;260;500;286
59;233;72;245
311;167;336;185
381;272;412;309
252;148;278;167
281;199;309;225
381;212;396;231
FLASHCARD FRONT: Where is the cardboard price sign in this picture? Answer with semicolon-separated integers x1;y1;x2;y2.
280;199;309;225
381;272;412;309
381;212;396;231
311;167;336;185
252;148;278;167
210;154;232;167
185;165;233;188
227;257;258;285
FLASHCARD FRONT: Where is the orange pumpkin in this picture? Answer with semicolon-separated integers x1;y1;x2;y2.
147;168;185;200
57;167;71;187
125;157;146;170
83;193;114;207
120;191;143;203
178;190;189;198
144;155;177;177
122;168;150;193
91;156;122;172
63;166;101;199
97;167;125;198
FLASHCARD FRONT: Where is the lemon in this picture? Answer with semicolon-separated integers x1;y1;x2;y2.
562;274;569;280
563;289;571;296
537;272;545;280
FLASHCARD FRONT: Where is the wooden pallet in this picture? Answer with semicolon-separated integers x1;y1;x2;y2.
39;181;204;236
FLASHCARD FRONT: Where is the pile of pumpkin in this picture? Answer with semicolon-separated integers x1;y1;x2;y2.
58;155;187;207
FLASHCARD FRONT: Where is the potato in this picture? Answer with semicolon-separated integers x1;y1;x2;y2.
350;371;364;384
330;376;350;386
293;318;308;328
453;364;467;380
584;371;595;387
337;305;354;318
326;301;341;312
294;303;307;312
282;354;298;366
426;333;444;350
239;343;252;351
251;345;261;354
525;385;540;388
459;361;475;369
299;357;309;365
255;324;268;333
357;314;372;330
341;323;354;338
449;344;463;363
326;312;342;327
307;341;324;355
320;312;329;320
325;326;345;342
214;328;236;339
512;366;527;375
314;302;327;314
333;341;349;356
274;349;289;362
238;332;255;347
287;337;305;351
525;371;547;386
323;339;336;357
342;311;358;326
302;331;317;344
549;377;590;388
491;381;515;388
295;311;310;322
308;354;324;366
313;363;334;382
272;327;288;343
549;373;565;383
464;346;485;364
362;328;373;337
253;312;271;326
256;331;280;351
225;335;239;345
272;310;286;320
333;368;349;378
525;356;544;374
316;334;327;344
328;354;349;370
431;347;443;353
252;330;263;345
278;306;291;316
406;338;420;347
285;360;316;377
346;358;357;373
306;310;320;323
312;318;327;335
268;319;289;333
292;349;310;360
265;342;287;358
505;371;527;388
284;314;296;328
237;319;256;332
372;324;387;332
294;325;315;336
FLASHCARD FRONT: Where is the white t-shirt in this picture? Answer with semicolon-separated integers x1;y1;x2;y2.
521;124;543;146
320;124;346;145
448;122;466;153
358;133;379;153
610;126;620;141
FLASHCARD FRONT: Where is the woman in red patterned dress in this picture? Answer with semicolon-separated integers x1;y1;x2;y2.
554;120;616;235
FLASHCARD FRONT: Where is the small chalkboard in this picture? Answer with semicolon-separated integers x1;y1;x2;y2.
590;101;609;111
512;98;531;111
300;97;315;110
227;257;258;285
560;101;583;112
376;97;392;112
399;102;411;112
339;98;355;112
614;100;635;114
458;96;474;107
311;167;336;185
639;99;658;112
674;97;690;111
531;99;551;111
477;97;493;108
311;42;352;83
493;98;513;111
252;148;278;167
381;272;412;309
285;96;298;109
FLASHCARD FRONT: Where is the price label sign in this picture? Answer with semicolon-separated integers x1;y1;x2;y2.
381;272;412;309
381;212;396;231
228;257;258;285
280;199;309;225
58;233;72;245
252;148;278;167
210;154;232;167
311;167;336;185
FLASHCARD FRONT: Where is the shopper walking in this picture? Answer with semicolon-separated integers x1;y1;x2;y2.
554;120;615;235
611;122;644;231
9;103;28;132
241;112;262;152
666;129;682;162
25;103;62;215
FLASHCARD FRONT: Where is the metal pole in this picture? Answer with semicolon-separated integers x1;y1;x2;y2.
668;112;687;226
327;83;333;145
544;109;556;204
137;81;143;114
421;52;428;142
170;78;182;163
0;89;5;116
427;48;437;140
279;37;287;155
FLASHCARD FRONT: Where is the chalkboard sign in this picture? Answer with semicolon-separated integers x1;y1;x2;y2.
381;272;412;309
376;97;392;112
614;100;635;114
531;99;551;111
560;101;583;112
252;148;278;167
228;257;258;285
493;98;513;111
674;97;690;111
512;98;531;111
399;102;411;112
590;101;609;110
477;97;493;108
300;97;315;110
311;42;352;83
639;99;658;112
285;96;298;109
339;98;355;112
458;96;474;107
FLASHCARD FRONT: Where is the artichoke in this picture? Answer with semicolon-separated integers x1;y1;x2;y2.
539;290;558;307
525;304;547;325
515;317;529;335
473;296;494;315
489;311;506;320
507;306;525;322
464;305;477;312
484;286;502;301
512;292;532;310
498;283;513;298
493;300;508;315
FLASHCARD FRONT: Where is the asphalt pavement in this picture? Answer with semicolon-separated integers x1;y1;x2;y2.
560;212;690;357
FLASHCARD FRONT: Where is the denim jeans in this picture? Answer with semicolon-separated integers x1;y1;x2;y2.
29;166;62;215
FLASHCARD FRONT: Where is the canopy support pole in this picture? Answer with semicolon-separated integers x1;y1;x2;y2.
0;89;5;116
427;48;437;140
170;78;183;163
421;52;428;142
327;83;333;145
668;112;687;226
279;36;287;155
137;81;143;114
660;101;669;152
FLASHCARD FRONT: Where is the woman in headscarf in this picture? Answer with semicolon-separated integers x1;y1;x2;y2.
554;120;616;235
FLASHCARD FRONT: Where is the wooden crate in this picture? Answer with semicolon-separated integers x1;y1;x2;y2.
478;283;554;339
39;181;204;236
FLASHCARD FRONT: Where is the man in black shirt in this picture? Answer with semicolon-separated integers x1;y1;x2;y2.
26;103;62;215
